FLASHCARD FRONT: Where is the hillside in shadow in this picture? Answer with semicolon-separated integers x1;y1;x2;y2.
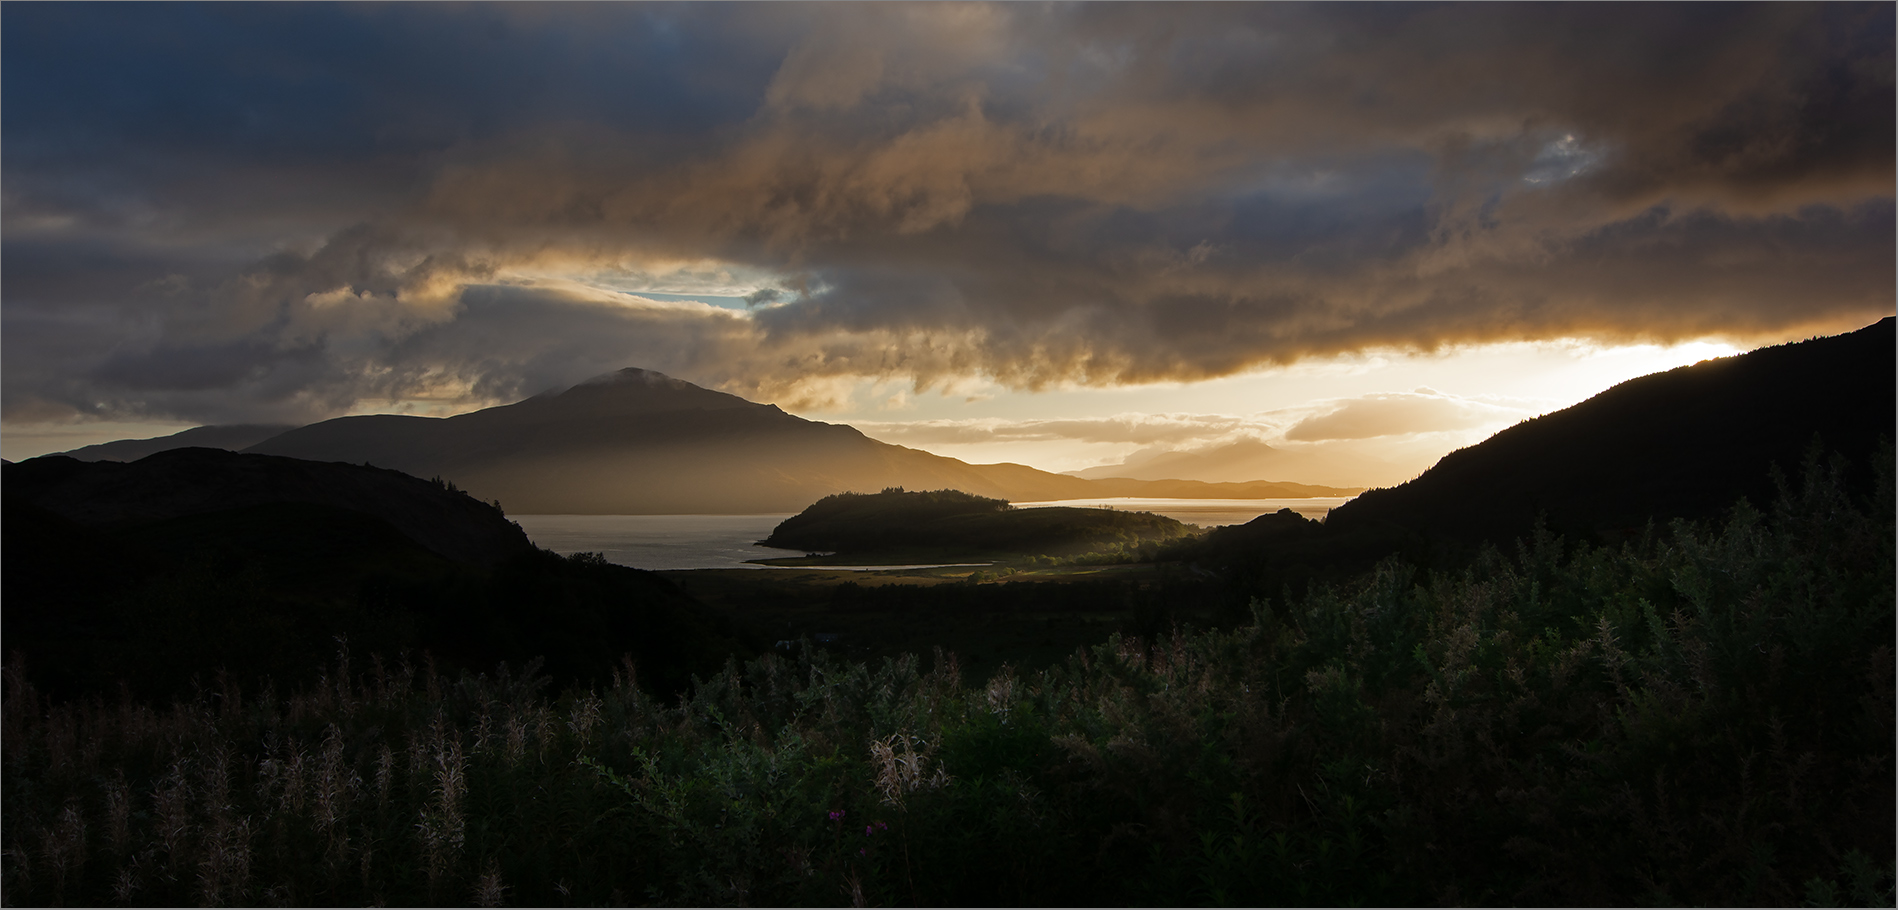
1171;318;1895;601
3;449;746;700
1326;317;1895;548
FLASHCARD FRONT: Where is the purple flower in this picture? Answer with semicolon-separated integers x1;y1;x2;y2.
865;825;874;836
828;810;845;821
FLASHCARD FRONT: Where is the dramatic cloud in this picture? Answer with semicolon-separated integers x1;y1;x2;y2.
853;413;1265;448
4;3;1892;428
859;387;1542;456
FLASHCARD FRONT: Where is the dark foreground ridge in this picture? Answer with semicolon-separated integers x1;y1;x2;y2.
6;447;534;566
2;448;745;700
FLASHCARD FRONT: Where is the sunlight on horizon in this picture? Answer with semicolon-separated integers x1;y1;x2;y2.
0;332;1775;471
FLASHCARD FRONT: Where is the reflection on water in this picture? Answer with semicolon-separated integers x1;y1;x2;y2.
514;497;1358;570
510;514;803;570
1011;496;1355;527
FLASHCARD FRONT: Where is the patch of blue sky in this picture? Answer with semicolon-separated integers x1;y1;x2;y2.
1523;134;1601;186
624;291;753;311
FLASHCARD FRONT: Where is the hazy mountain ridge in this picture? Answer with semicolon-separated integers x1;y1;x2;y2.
55;423;299;463
50;367;1360;513
1074;437;1398;488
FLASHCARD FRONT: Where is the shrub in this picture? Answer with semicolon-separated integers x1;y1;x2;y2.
4;450;1889;906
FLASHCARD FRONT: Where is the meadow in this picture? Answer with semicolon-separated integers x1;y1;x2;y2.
3;451;1890;906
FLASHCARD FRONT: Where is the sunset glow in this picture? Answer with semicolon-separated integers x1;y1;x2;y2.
3;3;1890;484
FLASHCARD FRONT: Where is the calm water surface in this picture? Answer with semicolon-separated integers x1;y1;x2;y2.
513;497;1356;570
511;514;803;570
1012;496;1355;527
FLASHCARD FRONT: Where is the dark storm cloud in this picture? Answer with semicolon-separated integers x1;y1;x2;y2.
3;2;1891;425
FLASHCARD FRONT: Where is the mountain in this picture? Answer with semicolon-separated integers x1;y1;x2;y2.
237;369;1081;512
1074;437;1397;488
232;368;1358;513
55;424;298;462
1325;317;1896;546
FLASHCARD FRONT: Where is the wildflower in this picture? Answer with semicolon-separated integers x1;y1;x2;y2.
828;810;846;822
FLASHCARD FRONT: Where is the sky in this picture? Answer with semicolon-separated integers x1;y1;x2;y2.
4;3;1892;483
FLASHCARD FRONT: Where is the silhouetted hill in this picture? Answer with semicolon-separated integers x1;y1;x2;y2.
2;448;747;699
760;488;1194;557
1326;317;1896;546
56;424;297;462
6;447;532;565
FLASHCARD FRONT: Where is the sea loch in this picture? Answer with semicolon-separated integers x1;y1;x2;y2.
512;497;1355;570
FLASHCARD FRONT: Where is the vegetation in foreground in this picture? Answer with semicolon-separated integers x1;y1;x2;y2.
3;453;1890;907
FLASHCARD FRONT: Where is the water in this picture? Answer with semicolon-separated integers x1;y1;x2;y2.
510;514;804;570
1011;496;1356;528
513;497;1358;570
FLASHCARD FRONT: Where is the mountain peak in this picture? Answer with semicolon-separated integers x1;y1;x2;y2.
515;367;758;416
577;367;686;388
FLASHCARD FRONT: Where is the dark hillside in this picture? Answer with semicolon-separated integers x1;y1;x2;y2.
2;450;745;700
1327;317;1895;547
6;447;532;565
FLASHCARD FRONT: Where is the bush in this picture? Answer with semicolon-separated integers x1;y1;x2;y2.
4;450;1890;906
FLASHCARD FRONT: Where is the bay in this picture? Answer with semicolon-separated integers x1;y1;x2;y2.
510;514;804;570
512;496;1356;570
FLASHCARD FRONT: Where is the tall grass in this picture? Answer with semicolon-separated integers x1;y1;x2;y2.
4;450;1891;906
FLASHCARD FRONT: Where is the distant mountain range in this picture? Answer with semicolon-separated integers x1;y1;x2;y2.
1326;316;1895;545
47;368;1359;513
56;424;298;463
1072;438;1398;488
